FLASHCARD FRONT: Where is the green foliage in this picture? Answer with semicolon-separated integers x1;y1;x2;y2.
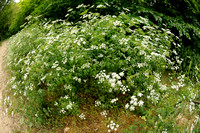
107;1;200;80
0;0;11;11
2;1;199;132
52;0;200;80
1;0;200;45
31;0;83;20
8;0;41;35
0;1;17;40
6;11;199;132
129;2;200;80
7;12;171;124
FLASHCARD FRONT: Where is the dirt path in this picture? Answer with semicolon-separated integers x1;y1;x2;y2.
0;41;18;133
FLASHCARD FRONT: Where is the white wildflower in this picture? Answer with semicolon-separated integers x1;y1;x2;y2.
95;100;101;107
125;103;129;109
79;113;86;120
131;96;137;101
111;83;116;88
111;98;118;104
100;110;107;118
107;121;119;132
138;100;144;106
133;101;138;106
113;20;122;26
66;101;74;110
60;108;66;114
119;72;124;77
137;93;143;97
117;81;122;86
129;105;135;111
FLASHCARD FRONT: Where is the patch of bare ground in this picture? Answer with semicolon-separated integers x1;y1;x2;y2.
0;41;22;133
60;106;145;133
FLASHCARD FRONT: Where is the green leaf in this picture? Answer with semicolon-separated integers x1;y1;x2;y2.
80;9;89;15
43;108;50;117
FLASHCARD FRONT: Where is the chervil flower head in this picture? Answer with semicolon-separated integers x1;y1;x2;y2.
138;100;144;106
137;93;143;97
131;96;137;101
111;98;118;104
130;105;135;111
107;120;119;132
79;113;86;120
125;103;129;109
119;72;124;77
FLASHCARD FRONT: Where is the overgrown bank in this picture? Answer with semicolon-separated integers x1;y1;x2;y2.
5;8;200;132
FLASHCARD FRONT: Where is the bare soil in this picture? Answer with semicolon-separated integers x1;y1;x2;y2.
0;41;21;133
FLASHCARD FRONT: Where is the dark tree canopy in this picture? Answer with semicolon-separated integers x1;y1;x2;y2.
0;0;199;41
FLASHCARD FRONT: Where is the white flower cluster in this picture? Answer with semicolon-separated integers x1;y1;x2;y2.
147;89;160;104
100;110;107;118
66;101;74;110
171;74;185;91
58;94;74;114
87;43;106;51
137;63;146;68
125;93;144;111
64;85;72;91
73;76;82;83
159;83;168;91
119;85;129;94
189;92;197;101
81;63;90;69
74;37;86;46
122;7;130;12
107;120;119;132
170;84;179;91
79;113;86;120
119;38;129;45
177;74;185;87
95;70;110;84
170;54;183;71
113;20;122;26
153;72;161;83
95;100;101;107
109;72;122;88
60;103;74;114
190;115;200;132
95;71;129;94
60;108;66;114
110;98;118;104
188;101;195;113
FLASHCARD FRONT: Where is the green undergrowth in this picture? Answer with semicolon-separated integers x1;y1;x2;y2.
4;10;200;132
